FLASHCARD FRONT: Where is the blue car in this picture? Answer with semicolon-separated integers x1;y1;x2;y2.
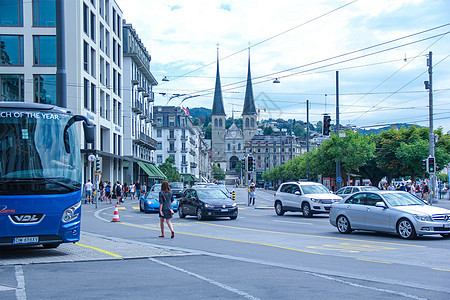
139;191;178;213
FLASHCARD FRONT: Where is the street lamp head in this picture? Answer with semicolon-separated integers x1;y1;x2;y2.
162;76;169;82
273;78;280;84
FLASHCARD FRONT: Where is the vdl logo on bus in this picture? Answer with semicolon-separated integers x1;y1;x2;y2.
10;214;45;223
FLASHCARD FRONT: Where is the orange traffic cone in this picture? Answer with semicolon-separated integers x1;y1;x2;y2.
111;203;120;222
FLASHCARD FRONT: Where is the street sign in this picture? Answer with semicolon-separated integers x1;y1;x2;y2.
336;177;342;183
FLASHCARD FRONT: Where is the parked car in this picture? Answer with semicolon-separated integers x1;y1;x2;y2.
329;191;450;239
336;186;379;199
178;187;238;220
139;191;178;213
274;181;342;217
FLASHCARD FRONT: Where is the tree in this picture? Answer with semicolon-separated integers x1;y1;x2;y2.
192;117;202;126
212;163;225;181
263;126;274;135
158;157;180;182
204;124;212;139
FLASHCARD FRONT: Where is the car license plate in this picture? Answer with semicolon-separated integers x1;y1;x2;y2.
221;209;228;212
13;237;39;244
444;223;450;228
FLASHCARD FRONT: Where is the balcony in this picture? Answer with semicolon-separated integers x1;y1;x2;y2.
137;86;145;92
142;91;149;97
181;135;188;141
167;147;176;153
189;149;196;157
131;79;139;85
132;100;142;114
181;148;188;153
190;162;197;168
132;132;157;150
181;162;188;166
189;137;196;146
147;92;155;102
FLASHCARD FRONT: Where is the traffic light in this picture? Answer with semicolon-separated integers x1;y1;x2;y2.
96;157;101;173
421;159;427;172
427;157;435;173
323;115;331;136
247;156;254;172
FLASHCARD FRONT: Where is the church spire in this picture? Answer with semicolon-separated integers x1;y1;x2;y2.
211;46;225;116
242;48;256;115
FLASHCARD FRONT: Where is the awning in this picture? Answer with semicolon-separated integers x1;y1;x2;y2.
181;174;199;183
146;163;167;180
137;161;167;180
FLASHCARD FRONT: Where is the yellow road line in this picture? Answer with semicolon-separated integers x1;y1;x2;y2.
75;243;122;258
432;268;450;272
356;258;392;264
118;207;126;210
194;222;426;248
132;207;140;210
119;222;324;255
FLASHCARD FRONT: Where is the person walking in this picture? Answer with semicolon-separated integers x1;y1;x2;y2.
130;183;135;200
158;181;175;238
115;181;123;204
84;179;94;204
135;180;142;199
422;182;430;203
105;182;112;204
249;182;256;206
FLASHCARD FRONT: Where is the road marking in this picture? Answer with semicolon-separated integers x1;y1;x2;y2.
0;285;15;291
118;207;126;210
132;207;140;210
273;220;314;225
15;265;26;300
356;258;392;264
307;243;396;253
432;268;450;272
75;243;122;258
195;222;426;248
149;258;260;300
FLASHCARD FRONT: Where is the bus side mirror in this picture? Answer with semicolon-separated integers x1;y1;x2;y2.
83;119;95;144
64;115;94;153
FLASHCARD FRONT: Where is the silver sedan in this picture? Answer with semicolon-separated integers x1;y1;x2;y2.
329;191;450;239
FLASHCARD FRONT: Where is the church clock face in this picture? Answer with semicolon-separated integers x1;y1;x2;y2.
231;131;236;138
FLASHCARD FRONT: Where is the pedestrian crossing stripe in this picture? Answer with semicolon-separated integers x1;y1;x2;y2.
132;207;140;210
118;207;126;210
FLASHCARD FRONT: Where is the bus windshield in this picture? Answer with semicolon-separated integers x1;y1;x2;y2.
0;110;81;195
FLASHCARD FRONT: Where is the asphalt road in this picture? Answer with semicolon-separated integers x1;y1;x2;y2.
1;187;450;299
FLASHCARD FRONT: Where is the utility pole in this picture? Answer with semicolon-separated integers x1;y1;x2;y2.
425;51;435;204
335;71;342;190
306;100;310;181
290;120;293;180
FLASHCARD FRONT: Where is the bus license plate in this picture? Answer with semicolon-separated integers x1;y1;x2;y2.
13;237;39;244
221;209;228;212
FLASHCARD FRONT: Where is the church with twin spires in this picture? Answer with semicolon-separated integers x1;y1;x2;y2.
210;49;258;172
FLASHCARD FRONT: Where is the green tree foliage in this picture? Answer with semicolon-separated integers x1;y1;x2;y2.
212;163;225;181
263;126;274;135
204;124;212;139
158;157;180;182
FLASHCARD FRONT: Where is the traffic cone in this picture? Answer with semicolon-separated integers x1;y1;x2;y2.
111;203;120;222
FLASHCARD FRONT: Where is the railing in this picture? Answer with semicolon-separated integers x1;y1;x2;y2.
133;132;157;150
132;100;142;114
190;162;197;168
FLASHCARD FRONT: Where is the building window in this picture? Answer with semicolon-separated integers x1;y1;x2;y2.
90;47;96;77
34;74;56;104
83;41;89;71
169;130;174;139
90;11;96;41
181;142;186;151
214;119;218;127
157;155;162;164
227;144;230;151
245;118;249;128
169;142;175;151
157;142;162;150
90;83;95;112
83;3;89;34
238;143;241;150
83;78;89;109
156;117;162;127
169;116;175;127
0;74;24;101
157;129;162;137
118;73;121;96
0;35;23;65
33;0;55;27
117;44;121;67
219;119;223;127
105;30;110;56
113;68;117;94
0;0;23;26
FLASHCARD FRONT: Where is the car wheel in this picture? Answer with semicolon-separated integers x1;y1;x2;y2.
197;208;203;220
337;215;352;234
42;243;61;249
397;218;417;239
140;201;144;212
302;202;312;218
178;206;186;218
275;201;285;216
440;233;450;238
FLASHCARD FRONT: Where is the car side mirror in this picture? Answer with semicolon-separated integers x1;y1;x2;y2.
295;191;301;196
375;201;387;208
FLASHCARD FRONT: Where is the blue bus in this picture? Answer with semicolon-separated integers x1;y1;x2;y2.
0;102;94;248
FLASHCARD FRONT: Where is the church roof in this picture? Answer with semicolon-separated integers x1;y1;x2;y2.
242;52;257;116
211;50;226;116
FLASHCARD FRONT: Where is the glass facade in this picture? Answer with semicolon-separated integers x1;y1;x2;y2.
33;35;56;66
34;74;56;104
0;0;23;26
0;74;24;101
0;35;23;65
33;0;55;27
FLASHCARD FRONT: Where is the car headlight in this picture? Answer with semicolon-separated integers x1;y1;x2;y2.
62;201;81;223
204;203;213;208
310;198;322;203
232;202;237;207
146;200;154;205
414;214;432;222
331;199;340;203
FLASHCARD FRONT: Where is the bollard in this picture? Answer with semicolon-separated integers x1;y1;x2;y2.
232;191;235;201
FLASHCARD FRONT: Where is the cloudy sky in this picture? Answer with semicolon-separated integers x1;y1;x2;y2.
117;0;450;131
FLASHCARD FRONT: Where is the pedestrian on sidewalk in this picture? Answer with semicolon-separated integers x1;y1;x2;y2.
158;181;175;238
130;183;135;200
115;181;123;204
249;182;256;206
105;182;112;204
84;179;94;204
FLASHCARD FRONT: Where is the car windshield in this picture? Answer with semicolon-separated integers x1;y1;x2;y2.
151;184;161;192
383;192;425;207
197;189;228;199
170;182;183;189
360;186;379;191
145;191;159;200
301;184;330;194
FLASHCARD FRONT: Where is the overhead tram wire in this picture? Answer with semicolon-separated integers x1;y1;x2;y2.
159;0;359;83
351;53;450;123
174;26;450;100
